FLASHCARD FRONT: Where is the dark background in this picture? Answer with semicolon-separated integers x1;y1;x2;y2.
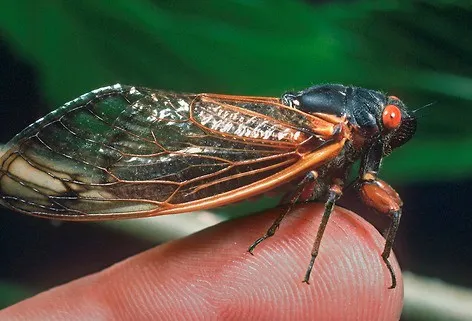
0;1;471;318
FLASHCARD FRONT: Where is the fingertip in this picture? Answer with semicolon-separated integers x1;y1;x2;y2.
195;203;404;320
0;203;403;320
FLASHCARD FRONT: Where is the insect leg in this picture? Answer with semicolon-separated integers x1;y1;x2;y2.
303;181;342;284
358;142;403;289
382;209;401;289
359;174;402;289
248;170;318;254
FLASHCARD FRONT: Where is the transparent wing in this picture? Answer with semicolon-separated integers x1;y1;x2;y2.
0;84;334;219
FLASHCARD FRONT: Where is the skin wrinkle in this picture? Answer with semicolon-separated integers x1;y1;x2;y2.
153;236;250;318
109;254;211;320
333;214;381;316
335;210;401;320
332;207;391;283
118;269;167;320
333;217;370;287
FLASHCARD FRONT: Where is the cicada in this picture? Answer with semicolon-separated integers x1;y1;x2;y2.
0;84;416;288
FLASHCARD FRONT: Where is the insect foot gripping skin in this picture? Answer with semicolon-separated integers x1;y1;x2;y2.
0;83;415;289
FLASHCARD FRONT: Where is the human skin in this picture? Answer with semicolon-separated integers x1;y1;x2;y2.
0;203;403;320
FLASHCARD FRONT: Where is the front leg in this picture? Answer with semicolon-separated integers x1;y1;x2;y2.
359;172;402;289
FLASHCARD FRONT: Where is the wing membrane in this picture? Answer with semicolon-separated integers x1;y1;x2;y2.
0;84;338;219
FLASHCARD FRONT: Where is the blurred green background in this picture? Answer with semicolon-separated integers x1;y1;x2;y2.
0;0;471;319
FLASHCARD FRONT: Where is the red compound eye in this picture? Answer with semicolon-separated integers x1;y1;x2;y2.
382;104;402;130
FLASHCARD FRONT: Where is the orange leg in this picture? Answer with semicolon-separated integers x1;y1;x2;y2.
359;172;403;289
